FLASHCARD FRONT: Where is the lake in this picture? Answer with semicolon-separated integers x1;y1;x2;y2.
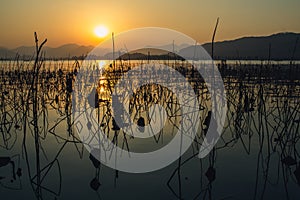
0;59;299;199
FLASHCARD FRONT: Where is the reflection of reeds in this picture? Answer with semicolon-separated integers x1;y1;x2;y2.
0;42;300;199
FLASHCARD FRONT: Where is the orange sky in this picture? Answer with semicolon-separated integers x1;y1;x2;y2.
0;0;299;48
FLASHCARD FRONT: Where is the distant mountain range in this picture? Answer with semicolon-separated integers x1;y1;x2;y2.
200;32;300;60
0;44;94;60
0;32;299;60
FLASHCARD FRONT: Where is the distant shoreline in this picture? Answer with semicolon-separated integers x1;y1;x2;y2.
1;32;299;61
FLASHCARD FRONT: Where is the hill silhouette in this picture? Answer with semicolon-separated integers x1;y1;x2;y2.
0;32;299;60
179;32;300;60
1;44;94;59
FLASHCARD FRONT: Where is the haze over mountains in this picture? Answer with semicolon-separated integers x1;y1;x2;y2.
0;32;299;60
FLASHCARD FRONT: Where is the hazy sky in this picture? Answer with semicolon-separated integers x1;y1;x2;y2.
0;0;299;48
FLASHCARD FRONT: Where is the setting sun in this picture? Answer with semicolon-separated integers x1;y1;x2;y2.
94;25;109;38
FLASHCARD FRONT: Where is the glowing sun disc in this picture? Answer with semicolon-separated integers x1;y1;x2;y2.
94;25;109;38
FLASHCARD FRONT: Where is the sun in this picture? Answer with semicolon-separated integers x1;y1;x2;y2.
94;25;109;38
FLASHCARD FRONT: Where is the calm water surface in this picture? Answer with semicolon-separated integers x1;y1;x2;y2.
0;60;299;199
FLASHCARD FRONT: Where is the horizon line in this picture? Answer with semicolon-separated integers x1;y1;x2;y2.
1;31;299;49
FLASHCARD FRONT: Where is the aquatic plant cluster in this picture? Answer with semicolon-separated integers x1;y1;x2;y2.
0;37;299;199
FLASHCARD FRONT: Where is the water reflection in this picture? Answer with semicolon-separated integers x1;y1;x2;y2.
0;57;299;199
